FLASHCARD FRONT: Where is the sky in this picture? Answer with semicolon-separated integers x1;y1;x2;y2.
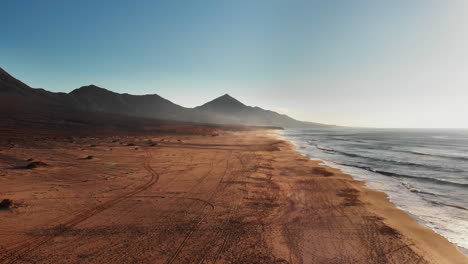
2;0;468;128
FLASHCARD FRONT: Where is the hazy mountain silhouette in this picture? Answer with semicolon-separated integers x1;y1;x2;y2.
0;67;329;128
198;94;246;112
69;85;190;121
193;94;325;127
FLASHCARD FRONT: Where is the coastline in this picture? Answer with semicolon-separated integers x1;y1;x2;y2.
1;129;467;263
270;130;468;264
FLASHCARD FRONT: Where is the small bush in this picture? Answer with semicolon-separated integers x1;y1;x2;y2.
26;161;48;169
312;167;334;177
0;199;13;209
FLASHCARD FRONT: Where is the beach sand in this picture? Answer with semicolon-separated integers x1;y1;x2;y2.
0;129;466;263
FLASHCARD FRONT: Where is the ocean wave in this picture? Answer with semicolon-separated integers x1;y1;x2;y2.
313;136;468;162
318;147;464;173
408;150;431;156
401;182;437;196
428;200;468;211
339;163;468;188
398;149;468;161
315;145;335;152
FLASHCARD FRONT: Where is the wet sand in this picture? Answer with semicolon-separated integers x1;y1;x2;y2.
0;130;466;263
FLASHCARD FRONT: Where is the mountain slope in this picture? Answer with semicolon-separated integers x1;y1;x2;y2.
0;68;78;107
193;94;326;127
0;67;329;128
69;85;190;121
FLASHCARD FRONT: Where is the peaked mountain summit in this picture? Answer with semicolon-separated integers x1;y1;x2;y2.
193;94;324;127
197;94;246;112
0;67;329;128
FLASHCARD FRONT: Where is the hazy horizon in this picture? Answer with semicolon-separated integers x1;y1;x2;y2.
2;0;467;128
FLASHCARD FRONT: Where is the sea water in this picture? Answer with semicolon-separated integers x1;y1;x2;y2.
280;128;468;254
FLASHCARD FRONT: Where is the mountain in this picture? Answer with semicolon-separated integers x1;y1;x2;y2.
192;94;325;127
0;67;30;95
0;67;75;107
197;94;246;112
0;67;329;128
69;85;190;121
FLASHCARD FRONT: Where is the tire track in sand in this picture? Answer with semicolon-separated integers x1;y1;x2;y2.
165;150;236;264
168;151;258;264
0;149;160;264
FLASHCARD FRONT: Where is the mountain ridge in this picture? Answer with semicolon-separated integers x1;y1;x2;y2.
0;67;330;128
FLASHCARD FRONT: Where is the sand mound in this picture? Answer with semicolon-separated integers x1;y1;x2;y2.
25;161;48;169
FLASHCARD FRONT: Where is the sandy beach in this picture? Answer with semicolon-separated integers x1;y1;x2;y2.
0;129;466;264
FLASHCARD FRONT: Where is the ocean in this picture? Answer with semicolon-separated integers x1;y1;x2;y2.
280;127;468;254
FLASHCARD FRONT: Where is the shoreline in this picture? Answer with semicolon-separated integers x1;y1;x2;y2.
271;130;468;263
1;129;467;263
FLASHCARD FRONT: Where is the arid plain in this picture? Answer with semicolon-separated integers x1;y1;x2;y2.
1;130;466;264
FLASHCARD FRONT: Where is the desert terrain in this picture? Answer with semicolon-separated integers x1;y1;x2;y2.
0;130;467;264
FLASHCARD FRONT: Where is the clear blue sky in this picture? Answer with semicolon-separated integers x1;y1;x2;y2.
2;0;467;128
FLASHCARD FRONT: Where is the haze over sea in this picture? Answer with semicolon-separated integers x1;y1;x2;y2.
281;128;468;254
